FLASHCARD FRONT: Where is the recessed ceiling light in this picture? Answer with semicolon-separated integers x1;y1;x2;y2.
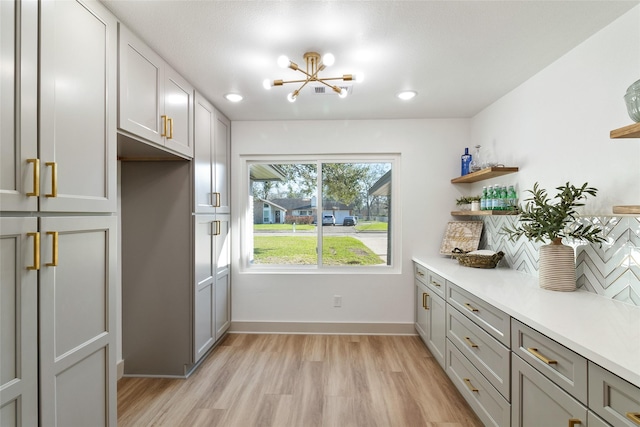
397;90;417;100
224;93;243;102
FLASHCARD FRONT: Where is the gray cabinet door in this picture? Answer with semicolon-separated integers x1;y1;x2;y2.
118;24;163;145
194;215;216;361
213;110;231;213
512;354;587;427
39;0;117;213
0;0;38;212
415;281;429;342
215;215;231;339
194;93;216;213
38;216;117;427
426;292;446;369
0;218;38;427
163;65;194;158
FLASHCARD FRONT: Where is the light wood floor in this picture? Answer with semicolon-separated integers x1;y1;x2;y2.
117;334;483;427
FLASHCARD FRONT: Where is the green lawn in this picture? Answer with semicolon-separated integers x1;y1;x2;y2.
355;221;388;231
254;223;316;231
253;235;383;265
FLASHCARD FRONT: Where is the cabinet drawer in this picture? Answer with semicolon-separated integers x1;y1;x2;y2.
588;411;612;427
414;264;445;298
588;361;640;427
446;340;511;427
447;282;510;347
511;319;587;404
448;306;510;399
512;353;587;427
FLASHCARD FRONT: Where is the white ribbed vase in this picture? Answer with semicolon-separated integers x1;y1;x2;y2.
538;238;576;292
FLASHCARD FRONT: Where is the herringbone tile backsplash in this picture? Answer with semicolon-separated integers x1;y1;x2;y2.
479;216;640;306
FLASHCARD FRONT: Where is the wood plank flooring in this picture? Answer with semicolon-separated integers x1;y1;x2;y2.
117;334;483;427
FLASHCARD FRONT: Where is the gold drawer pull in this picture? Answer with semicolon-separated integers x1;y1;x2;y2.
161;115;168;137
45;162;57;197
463;378;478;392
464;302;479;312
416;270;425;277
527;347;557;365
168;117;174;139
214;192;221;207
27;232;40;271
627;412;640;425
26;158;40;197
46;231;58;267
430;280;441;287
568;419;582;427
464;336;479;348
422;292;430;310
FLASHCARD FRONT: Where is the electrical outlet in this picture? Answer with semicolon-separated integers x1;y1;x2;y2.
333;295;342;308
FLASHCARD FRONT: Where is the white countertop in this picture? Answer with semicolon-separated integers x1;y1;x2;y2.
412;255;640;389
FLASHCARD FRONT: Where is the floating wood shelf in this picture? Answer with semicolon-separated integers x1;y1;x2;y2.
451;210;519;216
610;122;640;139
451;166;519;184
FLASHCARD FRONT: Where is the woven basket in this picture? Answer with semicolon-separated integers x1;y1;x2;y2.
453;251;504;269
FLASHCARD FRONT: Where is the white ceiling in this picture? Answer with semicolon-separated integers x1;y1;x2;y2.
102;1;638;122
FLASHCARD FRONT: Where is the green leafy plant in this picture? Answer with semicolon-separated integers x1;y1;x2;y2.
502;182;604;244
456;195;481;205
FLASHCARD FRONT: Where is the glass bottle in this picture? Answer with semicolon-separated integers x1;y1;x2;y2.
480;186;487;210
461;148;472;176
469;145;482;172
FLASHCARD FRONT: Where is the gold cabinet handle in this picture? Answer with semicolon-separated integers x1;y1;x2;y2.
26;158;40;196
464;302;479;312
463;378;478;393
27;232;40;270
430;281;441;287
464;336;479;348
46;231;58;267
45;162;57;197
214;192;221;208
422;292;430;310
213;220;221;236
568;419;582;427
527;347;557;365
161;115;168;137
416;270;425;277
627;412;640;425
167;117;174;139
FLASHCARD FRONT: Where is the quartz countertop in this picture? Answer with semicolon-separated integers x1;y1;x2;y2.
412;255;640;388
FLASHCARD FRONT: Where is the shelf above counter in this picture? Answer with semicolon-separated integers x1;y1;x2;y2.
451;210;519;216
610;122;640;139
451;166;519;184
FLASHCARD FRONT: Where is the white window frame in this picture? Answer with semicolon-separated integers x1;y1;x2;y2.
240;154;401;274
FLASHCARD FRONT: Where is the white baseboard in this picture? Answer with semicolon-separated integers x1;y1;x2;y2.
230;321;416;335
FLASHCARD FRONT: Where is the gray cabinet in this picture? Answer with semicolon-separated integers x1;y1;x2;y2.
1;1;118;426
1;0;116;213
0;218;38;426
118;24;194;158
589;362;640;427
414;263;446;368
214;215;231;339
194;93;231;214
512;354;587;427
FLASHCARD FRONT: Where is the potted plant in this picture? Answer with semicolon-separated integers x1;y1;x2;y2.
456;195;482;211
502;182;604;291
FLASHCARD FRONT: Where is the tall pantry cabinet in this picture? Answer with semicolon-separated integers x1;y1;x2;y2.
1;0;118;426
119;27;231;377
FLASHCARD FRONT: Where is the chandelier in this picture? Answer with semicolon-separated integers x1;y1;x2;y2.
263;52;362;102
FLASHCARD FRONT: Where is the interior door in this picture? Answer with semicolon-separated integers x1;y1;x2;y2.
38;216;117;427
0;218;38;427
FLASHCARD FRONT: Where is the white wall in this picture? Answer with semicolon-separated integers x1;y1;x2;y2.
229;6;640;329
469;6;640;210
231;119;469;326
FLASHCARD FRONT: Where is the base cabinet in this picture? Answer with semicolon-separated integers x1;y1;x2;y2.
414;264;446;368
512;354;587;427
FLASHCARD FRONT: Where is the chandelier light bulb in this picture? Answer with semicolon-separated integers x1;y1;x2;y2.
277;55;290;68
322;53;335;67
287;92;297;103
338;88;348;99
263;79;273;90
354;73;364;83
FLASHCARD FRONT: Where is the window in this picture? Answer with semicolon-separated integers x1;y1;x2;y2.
243;155;398;271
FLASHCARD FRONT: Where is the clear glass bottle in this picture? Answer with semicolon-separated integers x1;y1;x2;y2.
469;145;482;172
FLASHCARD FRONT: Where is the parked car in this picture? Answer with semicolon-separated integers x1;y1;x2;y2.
343;216;358;226
322;215;336;226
